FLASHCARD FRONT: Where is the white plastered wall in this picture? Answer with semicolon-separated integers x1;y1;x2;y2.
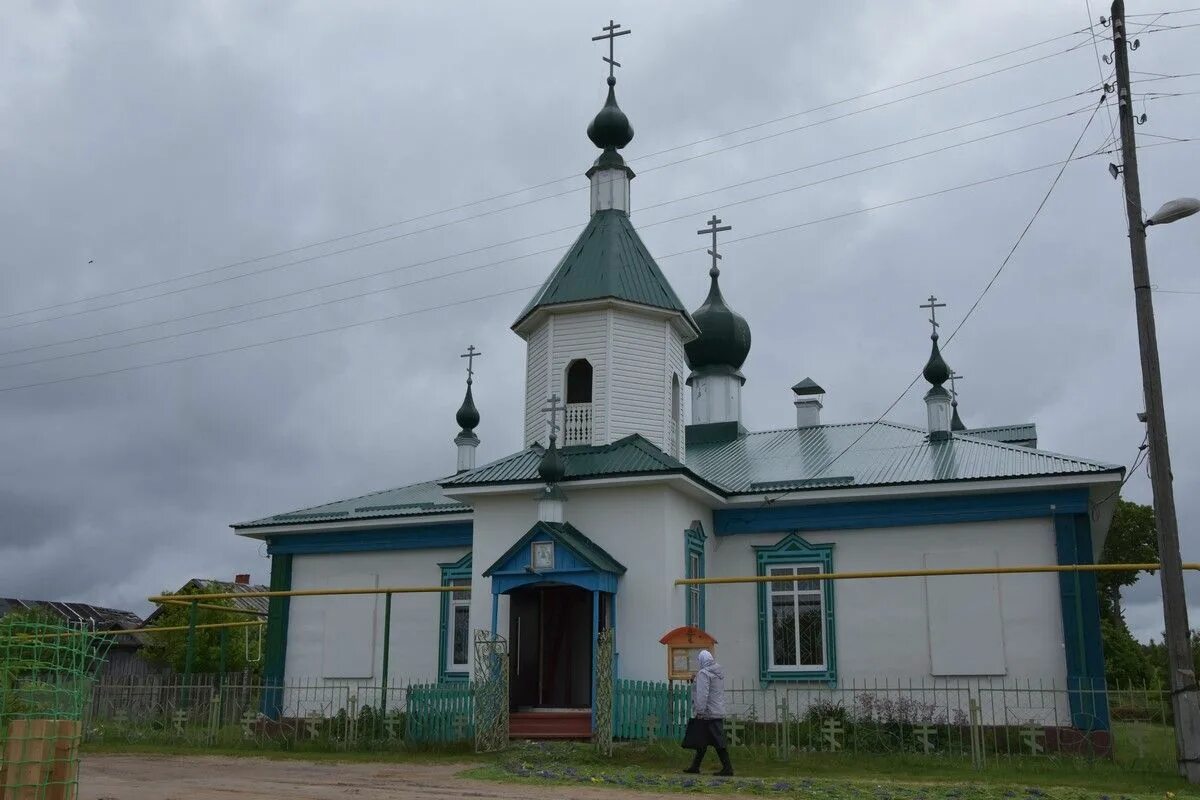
284;547;468;715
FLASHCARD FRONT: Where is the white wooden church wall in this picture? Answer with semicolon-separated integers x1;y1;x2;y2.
284;547;468;715
664;324;689;459
703;517;1067;694
523;324;549;445
608;310;688;452
548;311;609;443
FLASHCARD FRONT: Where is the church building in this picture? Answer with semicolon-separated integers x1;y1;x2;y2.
233;28;1123;736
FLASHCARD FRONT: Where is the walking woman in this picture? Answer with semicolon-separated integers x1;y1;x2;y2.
683;649;733;776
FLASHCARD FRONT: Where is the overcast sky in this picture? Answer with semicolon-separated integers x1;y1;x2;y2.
1;1;1197;645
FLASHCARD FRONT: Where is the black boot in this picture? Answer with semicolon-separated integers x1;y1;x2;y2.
715;748;734;777
683;746;706;774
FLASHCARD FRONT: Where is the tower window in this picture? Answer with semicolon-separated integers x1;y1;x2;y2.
566;359;593;404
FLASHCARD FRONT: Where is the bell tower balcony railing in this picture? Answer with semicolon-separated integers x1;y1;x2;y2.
564;402;594;446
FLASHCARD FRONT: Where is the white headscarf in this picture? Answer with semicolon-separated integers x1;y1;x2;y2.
698;649;714;668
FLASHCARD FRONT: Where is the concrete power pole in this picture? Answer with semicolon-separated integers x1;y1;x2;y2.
1110;0;1200;781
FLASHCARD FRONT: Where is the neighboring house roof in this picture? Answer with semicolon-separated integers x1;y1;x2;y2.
482;521;627;577
512;209;698;333
442;434;699;488
960;424;1038;447
234;479;467;529
684;421;1119;494
236;424;1119;531
144;579;270;623
0;598;146;647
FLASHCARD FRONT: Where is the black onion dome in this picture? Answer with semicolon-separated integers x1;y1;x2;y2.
538;438;566;484
950;402;966;432
455;384;480;433
922;335;951;386
684;271;752;370
587;77;634;150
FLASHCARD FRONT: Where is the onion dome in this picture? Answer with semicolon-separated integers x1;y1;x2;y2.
684;267;752;371
538;436;566;485
950;401;966;432
455;383;480;434
922;333;951;387
587;77;634;151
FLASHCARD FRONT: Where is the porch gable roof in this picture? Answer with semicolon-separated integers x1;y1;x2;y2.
482;520;627;578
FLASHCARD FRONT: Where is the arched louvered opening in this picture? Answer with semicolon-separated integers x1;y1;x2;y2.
564;359;594;445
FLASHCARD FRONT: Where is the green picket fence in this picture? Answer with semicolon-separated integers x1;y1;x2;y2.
405;682;473;744
613;679;689;741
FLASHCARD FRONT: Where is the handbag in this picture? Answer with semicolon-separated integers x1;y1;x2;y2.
681;717;707;750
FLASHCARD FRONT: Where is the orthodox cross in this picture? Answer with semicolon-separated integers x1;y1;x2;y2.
459;345;482;384
698;214;732;277
919;295;946;335
592;19;631;79
949;371;964;401
541;393;563;441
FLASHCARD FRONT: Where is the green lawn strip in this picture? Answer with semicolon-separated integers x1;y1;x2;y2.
463;742;1194;798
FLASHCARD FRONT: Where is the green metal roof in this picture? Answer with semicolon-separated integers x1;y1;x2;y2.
512;209;698;332
684;421;1120;494
442;434;698;487
960;424;1038;447
482;520;626;577
233;479;466;529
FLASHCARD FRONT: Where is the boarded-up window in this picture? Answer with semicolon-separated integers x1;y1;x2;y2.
321;575;378;679
924;551;1006;676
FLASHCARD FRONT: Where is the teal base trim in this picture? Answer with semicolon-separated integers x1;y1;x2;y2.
1055;513;1110;730
755;533;837;685
261;553;293;719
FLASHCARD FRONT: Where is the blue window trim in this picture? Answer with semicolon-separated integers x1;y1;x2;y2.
755;533;836;685
266;522;472;555
437;552;472;683
1055;513;1110;730
685;522;706;629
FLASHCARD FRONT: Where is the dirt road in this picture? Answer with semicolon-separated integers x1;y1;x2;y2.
81;754;673;800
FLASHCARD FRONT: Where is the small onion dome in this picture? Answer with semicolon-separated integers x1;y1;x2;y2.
538;437;566;484
455;383;480;433
587;77;634;151
950;402;966;432
684;269;752;371
922;334;951;387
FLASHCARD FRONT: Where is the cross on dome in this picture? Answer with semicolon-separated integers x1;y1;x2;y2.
540;393;563;441
919;294;946;337
698;214;732;278
460;344;482;384
592;19;631;81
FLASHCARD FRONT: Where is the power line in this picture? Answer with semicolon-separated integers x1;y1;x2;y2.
0;28;1099;324
764;97;1107;507
0;106;1099;372
1154;287;1200;294
0;89;1105;352
6;130;1180;396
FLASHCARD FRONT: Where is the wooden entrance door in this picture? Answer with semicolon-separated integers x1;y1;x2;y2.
508;585;592;710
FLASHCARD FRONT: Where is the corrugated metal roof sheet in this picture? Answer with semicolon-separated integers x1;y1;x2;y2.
0;598;146;646
442;434;689;486
512;210;696;330
961;423;1038;446
684;421;1119;493
144;579;271;623
235;479;467;528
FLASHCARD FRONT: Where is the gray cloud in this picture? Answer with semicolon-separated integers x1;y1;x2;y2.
1;1;1197;641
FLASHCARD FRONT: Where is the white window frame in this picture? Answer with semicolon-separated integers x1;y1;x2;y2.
766;564;827;673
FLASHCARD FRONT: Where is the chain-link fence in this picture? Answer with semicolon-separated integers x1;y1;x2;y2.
1;618;114;800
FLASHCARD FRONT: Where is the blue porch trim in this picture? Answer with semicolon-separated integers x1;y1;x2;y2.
715;489;1089;536
266;522;472;555
1055;512;1110;730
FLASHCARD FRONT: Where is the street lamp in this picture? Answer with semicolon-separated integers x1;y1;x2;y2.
1146;197;1200;227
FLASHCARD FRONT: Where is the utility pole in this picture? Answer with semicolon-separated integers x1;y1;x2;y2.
1110;0;1200;781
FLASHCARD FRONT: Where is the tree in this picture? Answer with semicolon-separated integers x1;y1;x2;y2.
1101;618;1157;687
140;586;263;675
1098;499;1158;624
